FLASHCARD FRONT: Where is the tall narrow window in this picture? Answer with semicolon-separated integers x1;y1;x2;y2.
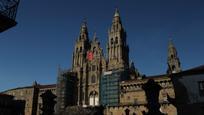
80;47;82;52
89;91;99;106
93;47;96;52
89;94;94;106
91;75;96;83
172;65;176;73
82;91;84;101
115;37;118;44
171;55;174;58
111;38;114;45
92;65;96;71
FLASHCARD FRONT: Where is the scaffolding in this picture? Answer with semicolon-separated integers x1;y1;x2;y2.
0;0;20;32
55;68;77;114
100;69;129;106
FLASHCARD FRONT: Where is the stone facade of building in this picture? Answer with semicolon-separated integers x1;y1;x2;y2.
2;82;56;115
107;76;177;115
167;40;182;74
3;82;39;115
70;8;141;108
71;21;106;106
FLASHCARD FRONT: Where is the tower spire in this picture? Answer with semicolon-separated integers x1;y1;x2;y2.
79;18;89;40
168;38;174;49
93;32;97;41
72;19;90;69
107;9;129;70
167;39;182;74
114;8;120;17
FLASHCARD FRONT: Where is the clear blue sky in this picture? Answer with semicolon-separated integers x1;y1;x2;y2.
1;0;204;91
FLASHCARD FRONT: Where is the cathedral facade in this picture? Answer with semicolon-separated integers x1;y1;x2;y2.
59;9;182;115
71;9;132;107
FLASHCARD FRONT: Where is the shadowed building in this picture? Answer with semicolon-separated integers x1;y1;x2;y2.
170;65;204;115
0;93;25;115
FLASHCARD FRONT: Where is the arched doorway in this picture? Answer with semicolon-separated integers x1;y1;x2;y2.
125;108;130;115
133;112;136;115
89;91;99;106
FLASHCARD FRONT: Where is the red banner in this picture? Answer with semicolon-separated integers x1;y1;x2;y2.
87;51;93;61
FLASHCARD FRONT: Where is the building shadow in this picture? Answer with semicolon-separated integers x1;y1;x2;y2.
142;79;165;115
168;75;195;115
40;90;56;115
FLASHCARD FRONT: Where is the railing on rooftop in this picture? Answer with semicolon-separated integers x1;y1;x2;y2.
0;0;20;20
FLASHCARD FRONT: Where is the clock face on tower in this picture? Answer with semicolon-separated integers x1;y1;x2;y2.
87;51;94;61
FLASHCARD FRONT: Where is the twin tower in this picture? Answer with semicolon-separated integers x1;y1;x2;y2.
72;9;129;72
71;9;181;106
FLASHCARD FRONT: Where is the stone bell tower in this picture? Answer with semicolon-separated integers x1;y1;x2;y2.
72;20;90;105
72;20;90;70
167;40;182;74
107;9;129;70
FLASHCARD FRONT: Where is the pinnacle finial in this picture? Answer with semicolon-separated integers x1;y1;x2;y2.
114;8;120;17
93;32;97;41
33;81;38;86
168;38;174;48
81;18;87;28
79;18;88;40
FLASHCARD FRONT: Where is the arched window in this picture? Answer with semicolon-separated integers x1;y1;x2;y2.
82;91;84;101
172;65;175;70
91;75;96;83
133;113;136;115
92;65;96;71
89;91;99;106
115;37;118;44
89;93;94;106
93;47;97;55
80;47;82;52
76;48;78;52
111;38;114;45
172;65;176;73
